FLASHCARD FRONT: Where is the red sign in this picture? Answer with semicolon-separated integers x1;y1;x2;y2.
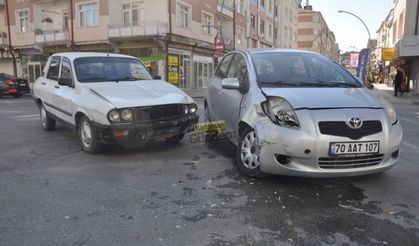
215;39;224;55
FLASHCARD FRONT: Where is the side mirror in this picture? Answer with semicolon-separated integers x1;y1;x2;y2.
153;75;162;80
221;78;240;90
58;77;72;86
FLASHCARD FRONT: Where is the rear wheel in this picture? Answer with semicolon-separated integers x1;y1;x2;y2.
40;104;56;131
79;116;103;154
13;94;22;98
236;127;265;178
166;133;185;144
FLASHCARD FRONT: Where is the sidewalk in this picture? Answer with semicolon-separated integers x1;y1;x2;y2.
372;83;419;105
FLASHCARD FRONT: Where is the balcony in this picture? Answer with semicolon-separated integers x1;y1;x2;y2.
109;21;167;39
0;32;8;46
217;4;234;18
35;29;68;44
398;35;419;57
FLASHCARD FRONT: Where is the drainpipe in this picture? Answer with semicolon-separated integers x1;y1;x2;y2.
5;0;17;76
70;0;75;51
166;0;172;82
233;0;236;50
415;0;419;35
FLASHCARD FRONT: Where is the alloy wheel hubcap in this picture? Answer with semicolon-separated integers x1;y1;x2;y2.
81;121;92;147
241;131;260;169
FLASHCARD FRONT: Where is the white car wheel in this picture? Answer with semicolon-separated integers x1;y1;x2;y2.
40;104;55;131
78;116;103;154
236;127;265;177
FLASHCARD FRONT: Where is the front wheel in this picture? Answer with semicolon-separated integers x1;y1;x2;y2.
236;127;265;178
40;104;56;131
79;116;103;154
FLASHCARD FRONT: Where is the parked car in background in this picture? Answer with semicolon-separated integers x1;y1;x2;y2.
205;49;402;178
32;52;199;153
0;73;30;98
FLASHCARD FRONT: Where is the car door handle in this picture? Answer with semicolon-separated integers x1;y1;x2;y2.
54;85;59;89
41;82;46;85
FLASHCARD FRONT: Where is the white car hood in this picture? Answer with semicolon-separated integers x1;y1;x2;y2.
85;80;193;108
261;87;382;109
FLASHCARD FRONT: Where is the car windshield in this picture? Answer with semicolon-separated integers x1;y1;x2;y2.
74;57;152;83
252;52;362;88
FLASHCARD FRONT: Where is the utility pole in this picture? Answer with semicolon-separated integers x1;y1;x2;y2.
5;0;17;76
233;0;236;50
70;0;75;50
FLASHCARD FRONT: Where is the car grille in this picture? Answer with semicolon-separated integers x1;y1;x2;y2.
134;104;186;123
318;121;382;140
318;154;385;169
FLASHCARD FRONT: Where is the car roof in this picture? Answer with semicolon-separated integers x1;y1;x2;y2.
50;52;136;61
238;48;319;56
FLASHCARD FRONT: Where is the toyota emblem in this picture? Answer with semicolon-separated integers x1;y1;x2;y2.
347;117;363;129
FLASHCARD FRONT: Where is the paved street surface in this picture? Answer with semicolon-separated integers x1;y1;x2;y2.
1;91;419;246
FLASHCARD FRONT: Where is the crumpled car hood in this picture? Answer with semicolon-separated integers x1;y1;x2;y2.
85;80;193;108
261;87;382;109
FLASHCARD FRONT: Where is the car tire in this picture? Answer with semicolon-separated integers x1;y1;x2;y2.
166;133;185;144
79;116;103;154
13;94;22;98
236;127;266;178
40;104;56;131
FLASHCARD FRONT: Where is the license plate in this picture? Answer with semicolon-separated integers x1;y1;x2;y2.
329;141;379;156
19;83;26;87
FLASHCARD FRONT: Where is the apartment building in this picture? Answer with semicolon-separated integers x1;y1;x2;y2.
247;0;299;49
297;4;339;60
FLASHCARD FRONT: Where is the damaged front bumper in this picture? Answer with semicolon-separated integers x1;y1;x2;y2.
92;114;199;146
252;114;402;178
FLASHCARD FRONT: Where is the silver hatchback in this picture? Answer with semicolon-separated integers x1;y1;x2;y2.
205;49;402;177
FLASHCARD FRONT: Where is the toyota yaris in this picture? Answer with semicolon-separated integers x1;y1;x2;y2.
205;49;402;177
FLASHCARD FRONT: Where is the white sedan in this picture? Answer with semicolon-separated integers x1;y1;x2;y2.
33;52;198;153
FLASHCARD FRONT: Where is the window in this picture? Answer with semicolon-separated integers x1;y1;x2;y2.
398;12;404;38
78;2;99;27
260;20;265;35
274;6;278;17
269;24;272;38
74;57;151;82
269;1;273;13
60;57;73;83
227;55;248;88
260;0;265;10
284;26;288;38
313;15;319;23
215;54;234;79
47;57;61;81
237;27;244;45
62;11;69;31
237;0;244;15
250;14;256;34
176;2;191;29
16;9;29;33
123;3;141;27
202;11;213;35
274;28;278;39
250;0;257;7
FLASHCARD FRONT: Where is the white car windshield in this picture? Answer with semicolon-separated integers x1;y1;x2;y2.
252;52;362;88
74;57;152;83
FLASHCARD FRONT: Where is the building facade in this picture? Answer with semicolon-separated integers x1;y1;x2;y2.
375;0;419;94
297;4;339;61
2;0;305;92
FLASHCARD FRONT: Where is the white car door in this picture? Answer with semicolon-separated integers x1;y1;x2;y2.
53;56;76;125
42;56;62;117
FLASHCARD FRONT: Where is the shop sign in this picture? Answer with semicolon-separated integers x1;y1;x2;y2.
168;55;179;84
381;48;395;61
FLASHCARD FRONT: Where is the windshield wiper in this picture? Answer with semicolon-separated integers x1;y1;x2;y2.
113;77;143;82
314;81;361;88
260;81;304;87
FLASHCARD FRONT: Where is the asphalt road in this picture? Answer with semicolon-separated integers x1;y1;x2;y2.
0;94;418;246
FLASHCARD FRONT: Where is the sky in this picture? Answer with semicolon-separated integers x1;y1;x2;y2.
308;0;394;52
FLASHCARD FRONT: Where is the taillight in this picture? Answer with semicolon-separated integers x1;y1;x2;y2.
5;80;15;86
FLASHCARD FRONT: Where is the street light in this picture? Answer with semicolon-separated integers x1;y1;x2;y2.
337;10;371;41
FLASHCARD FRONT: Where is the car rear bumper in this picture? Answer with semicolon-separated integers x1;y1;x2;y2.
252;110;403;178
91;114;199;146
